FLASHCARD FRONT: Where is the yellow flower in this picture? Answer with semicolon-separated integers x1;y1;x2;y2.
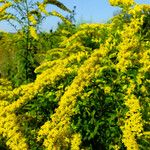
28;14;37;25
38;3;48;15
104;86;111;94
0;2;12;13
29;26;38;40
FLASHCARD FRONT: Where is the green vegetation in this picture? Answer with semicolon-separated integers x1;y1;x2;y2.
0;0;150;150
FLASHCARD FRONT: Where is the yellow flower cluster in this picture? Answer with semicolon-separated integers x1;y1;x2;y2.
116;17;143;72
37;59;99;148
0;58;77;150
121;94;143;150
71;133;82;150
37;2;48;15
29;26;38;40
129;4;150;16
0;113;28;150
0;78;13;100
37;33;112;149
0;2;12;13
60;31;85;47
112;4;149;149
139;50;150;73
28;14;37;25
0;37;86;149
80;23;105;30
104;86;111;94
60;29;71;35
0;2;13;20
0;80;28;150
35;51;88;73
0;2;149;149
4;56;78;115
109;0;135;7
61;23;105;48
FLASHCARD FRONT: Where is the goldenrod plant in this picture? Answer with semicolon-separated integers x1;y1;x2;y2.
0;0;72;86
0;0;71;38
0;0;150;149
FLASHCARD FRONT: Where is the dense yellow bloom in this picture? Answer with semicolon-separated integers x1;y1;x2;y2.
139;50;150;72
37;36;111;149
0;78;13;100
35;51;87;73
0;1;149;149
109;0;135;7
121;91;143;149
0;112;28;150
129;4;150;16
71;133;82;150
60;23;105;48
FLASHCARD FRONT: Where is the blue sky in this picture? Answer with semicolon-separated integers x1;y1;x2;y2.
0;0;150;32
